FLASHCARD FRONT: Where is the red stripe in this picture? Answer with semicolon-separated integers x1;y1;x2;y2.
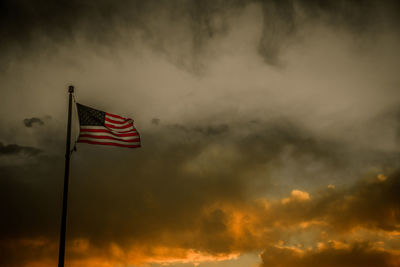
110;129;136;133
80;128;137;133
80;129;139;137
96;128;136;134
79;134;140;143
78;140;141;148
104;123;133;129
106;112;127;121
105;117;129;124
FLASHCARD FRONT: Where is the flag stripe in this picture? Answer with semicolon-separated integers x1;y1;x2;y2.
78;136;140;145
78;140;141;148
105;117;130;125
104;120;133;127
80;129;138;137
104;123;134;130
105;112;126;121
79;133;140;142
80;126;137;134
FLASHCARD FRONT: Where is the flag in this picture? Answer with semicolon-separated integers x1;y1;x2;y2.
76;103;141;148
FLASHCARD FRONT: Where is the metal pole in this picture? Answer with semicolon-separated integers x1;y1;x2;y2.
58;85;74;267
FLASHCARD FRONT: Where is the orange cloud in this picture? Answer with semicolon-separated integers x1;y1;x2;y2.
260;241;400;267
281;190;310;204
1;238;240;267
2;173;400;267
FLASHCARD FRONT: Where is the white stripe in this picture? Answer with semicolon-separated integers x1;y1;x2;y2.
80;132;139;140
105;114;126;122
80;125;137;134
104;120;133;127
79;137;140;145
104;125;135;132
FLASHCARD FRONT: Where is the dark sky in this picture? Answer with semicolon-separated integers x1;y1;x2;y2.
1;1;400;266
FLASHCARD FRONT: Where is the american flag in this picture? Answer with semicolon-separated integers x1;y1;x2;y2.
76;103;141;148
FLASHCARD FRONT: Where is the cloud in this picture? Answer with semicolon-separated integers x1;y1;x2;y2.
0;142;42;156
166;123;230;137
2;171;399;266
0;237;240;267
261;170;400;233
23;117;44;127
151;118;160;125
1;0;399;70
1;116;399;266
260;241;398;267
281;189;310;204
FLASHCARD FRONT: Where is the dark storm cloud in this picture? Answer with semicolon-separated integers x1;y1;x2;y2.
260;170;400;232
1;0;399;69
2;118;399;238
0;142;42;156
151;118;160;125
23;117;44;127
260;242;397;267
0;0;231;72
0;155;63;266
194;124;229;136
167;123;230;136
0;155;62;235
185;118;399;174
0;1;232;50
0;116;399;265
257;0;400;65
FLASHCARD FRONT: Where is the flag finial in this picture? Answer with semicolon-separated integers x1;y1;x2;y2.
68;85;74;93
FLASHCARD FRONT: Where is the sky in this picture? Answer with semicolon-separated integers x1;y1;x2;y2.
0;0;400;266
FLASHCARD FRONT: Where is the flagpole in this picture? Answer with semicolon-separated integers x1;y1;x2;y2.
58;85;74;267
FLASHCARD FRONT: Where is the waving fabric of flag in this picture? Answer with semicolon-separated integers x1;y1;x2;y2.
76;103;141;148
